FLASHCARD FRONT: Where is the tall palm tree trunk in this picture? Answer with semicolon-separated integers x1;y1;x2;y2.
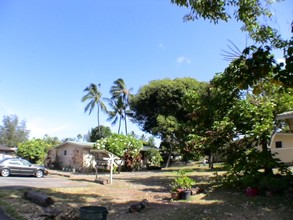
124;114;128;135
97;105;101;134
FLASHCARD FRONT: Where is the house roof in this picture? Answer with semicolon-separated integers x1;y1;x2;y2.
54;141;95;149
0;145;15;152
276;111;293;120
276;111;293;132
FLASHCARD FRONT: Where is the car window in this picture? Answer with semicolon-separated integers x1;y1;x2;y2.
21;160;31;166
8;160;22;165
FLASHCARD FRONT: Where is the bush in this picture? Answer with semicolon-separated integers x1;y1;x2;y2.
169;169;196;192
145;148;163;167
219;148;293;193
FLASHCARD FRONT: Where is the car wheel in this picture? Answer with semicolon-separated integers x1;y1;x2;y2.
35;170;43;178
1;168;10;177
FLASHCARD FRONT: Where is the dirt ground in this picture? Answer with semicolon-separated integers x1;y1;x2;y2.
1;163;293;220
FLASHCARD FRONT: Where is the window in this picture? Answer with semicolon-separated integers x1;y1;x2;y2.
275;141;282;148
64;150;67;156
8;160;21;165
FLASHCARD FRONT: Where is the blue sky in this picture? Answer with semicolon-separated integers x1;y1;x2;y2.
0;1;292;144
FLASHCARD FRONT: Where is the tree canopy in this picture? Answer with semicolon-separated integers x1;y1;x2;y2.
81;83;107;134
89;125;112;142
17;136;59;164
0;115;30;147
130;77;206;137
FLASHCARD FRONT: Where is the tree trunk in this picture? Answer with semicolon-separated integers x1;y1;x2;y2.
24;190;54;207
124;114;128;135
208;154;214;169
165;145;173;168
261;139;273;175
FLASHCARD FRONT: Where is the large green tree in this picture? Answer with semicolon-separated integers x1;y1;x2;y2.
0;115;30;147
81;83;107;134
131;77;205;135
130;77;206;166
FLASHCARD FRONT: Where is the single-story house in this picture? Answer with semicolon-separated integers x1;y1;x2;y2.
269;111;293;164
46;141;158;171
46;141;120;172
0;144;16;159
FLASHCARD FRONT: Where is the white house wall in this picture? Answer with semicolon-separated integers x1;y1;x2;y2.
270;133;293;164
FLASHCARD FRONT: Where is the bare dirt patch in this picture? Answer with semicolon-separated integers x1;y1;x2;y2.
1;164;293;220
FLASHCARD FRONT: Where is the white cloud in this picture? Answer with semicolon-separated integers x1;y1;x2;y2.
277;58;285;64
159;43;165;50
27;117;72;139
176;56;191;64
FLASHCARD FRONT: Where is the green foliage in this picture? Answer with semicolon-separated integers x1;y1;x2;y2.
131;78;206;167
145;148;163;167
0;115;30;147
169;169;195;191
93;133;143;158
81;83;107;132
220;147;292;192
89;125;112;142
222;44;292;90
94;134;143;171
108;78;133;135
130;77;204;136
17;138;51;164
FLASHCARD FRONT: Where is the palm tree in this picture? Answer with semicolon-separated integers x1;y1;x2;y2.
110;79;133;134
106;97;125;134
81;83;107;134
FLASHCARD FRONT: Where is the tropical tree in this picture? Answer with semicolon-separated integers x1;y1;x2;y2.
130;77;206;166
106;97;125;134
109;78;133;134
89;125;112;142
130;78;204;135
0;115;30;147
81;83;107;134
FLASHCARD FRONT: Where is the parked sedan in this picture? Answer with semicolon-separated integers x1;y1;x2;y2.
0;158;48;178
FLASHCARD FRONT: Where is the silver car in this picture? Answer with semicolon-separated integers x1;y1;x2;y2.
0;158;48;178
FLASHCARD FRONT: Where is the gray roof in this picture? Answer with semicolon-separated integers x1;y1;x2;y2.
276;111;293;120
276;111;293;132
0;145;15;152
54;141;95;149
